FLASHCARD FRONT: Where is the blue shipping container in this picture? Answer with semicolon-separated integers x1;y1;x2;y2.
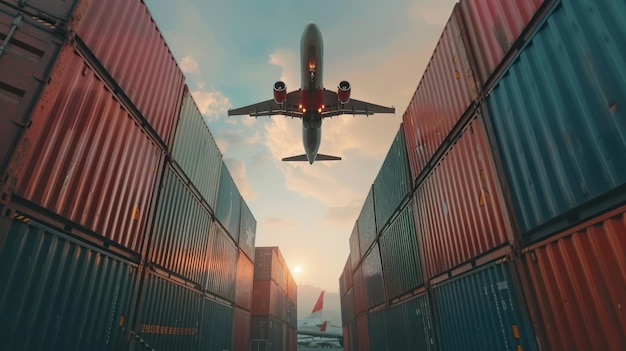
357;186;376;258
215;161;242;243
198;297;233;351
0;218;137;351
386;293;436;351
432;261;537;351
485;0;626;242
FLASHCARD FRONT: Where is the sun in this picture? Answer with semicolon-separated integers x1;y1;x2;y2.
294;266;302;273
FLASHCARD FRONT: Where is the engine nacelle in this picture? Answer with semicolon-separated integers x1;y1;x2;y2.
273;81;287;104
337;80;351;104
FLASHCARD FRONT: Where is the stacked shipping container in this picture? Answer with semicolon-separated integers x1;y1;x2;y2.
0;0;259;350
251;247;297;351
341;0;626;350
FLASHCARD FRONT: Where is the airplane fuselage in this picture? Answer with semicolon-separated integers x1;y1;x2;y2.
300;23;324;163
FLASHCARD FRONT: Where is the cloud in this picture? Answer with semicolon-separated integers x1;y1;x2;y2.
190;84;232;122
322;204;362;225
268;48;299;92
408;2;455;26
180;55;200;74
223;158;258;200
264;217;299;229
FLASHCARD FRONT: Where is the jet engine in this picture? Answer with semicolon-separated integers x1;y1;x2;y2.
273;81;287;104
337;80;351;104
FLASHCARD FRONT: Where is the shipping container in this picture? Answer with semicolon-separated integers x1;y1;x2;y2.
373;125;411;234
236;249;255;311
341;288;356;325
362;243;385;309
205;220;238;301
254;247;277;281
0;0;76;22
379;200;423;300
431;260;537;351
198;297;233;351
233;307;252;351
287;272;297;305
69;0;185;145
356;314;370;351
349;221;361;270
415;112;512;278
483;0;626;243
460;0;546;87
215;162;242;243
385;293;436;351
0;4;64;173
367;309;388;351
402;5;479;183
0;218;137;351
287;301;297;328
344;256;353;291
344;320;358;351
148;164;211;286
252;279;280;318
135;270;202;351
357;186;376;258
287;327;297;351
2;44;163;255
239;199;257;260
251;316;285;351
353;265;366;316
517;205;626;351
171;88;223;212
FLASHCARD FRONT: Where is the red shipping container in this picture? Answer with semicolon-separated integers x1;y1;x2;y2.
353;265;367;316
236;249;254;311
287;327;297;351
356;314;370;351
3;44;163;254
460;0;547;87
232;307;251;351
518;205;626;351
415;110;513;279
251;279;279;318
402;4;479;182
69;0;185;145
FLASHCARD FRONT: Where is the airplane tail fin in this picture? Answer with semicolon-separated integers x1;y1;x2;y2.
320;321;327;332
307;291;325;320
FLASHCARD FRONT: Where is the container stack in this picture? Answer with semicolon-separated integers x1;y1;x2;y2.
0;0;258;350
251;247;297;351
340;0;626;350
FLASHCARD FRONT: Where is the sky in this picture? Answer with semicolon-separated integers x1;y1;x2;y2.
144;0;458;317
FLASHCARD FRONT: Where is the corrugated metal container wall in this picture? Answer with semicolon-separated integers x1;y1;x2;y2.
416;113;511;279
432;261;537;351
70;0;185;144
0;0;76;21
233;307;251;351
343;326;351;351
386;293;436;351
373;126;411;234
254;247;276;281
341;288;356;325
345;321;358;351
379;200;423;300
356;314;370;351
0;4;63;172
368;309;388;351
171;88;222;211
6;46;163;254
215;163;242;243
349;221;361;270
287;273;297;304
135;271;202;350
287;327;297;351
148;165;211;285
460;0;545;86
357;186;376;258
287;301;297;328
0;219;137;351
362;243;385;309
239;199;257;260
339;271;346;297
198;298;233;351
252;279;278;317
251;317;285;351
236;249;254;311
484;0;626;243
353;265;366;316
205;221;237;301
344;256;353;290
402;5;479;182
517;205;626;351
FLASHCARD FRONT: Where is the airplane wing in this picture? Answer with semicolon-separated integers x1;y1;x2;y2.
320;90;395;118
227;91;303;118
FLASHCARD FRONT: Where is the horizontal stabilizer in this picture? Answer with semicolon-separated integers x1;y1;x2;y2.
315;154;341;161
282;154;309;162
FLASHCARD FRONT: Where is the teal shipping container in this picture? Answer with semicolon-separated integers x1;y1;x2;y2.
379;200;423;300
205;220;238;301
198;298;233;351
362;243;385;309
367;309;388;351
386;293;436;351
349;221;360;270
171;88;223;212
0;218;137;351
484;0;626;243
215;161;242;243
431;260;537;351
357;186;376;258
373;125;411;234
239;199;257;261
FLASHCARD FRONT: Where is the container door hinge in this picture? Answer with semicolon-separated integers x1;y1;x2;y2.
12;119;32;128
0;14;23;58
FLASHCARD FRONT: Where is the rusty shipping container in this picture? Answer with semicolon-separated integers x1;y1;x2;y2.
460;0;547;87
0;218;138;351
0;3;64;173
483;0;626;243
415;111;513;279
148;164;211;286
204;220;237;301
215;161;242;243
517;205;626;351
170;88;223;212
236;249;255;311
2;44;163;255
402;4;479;183
239;199;257;260
233;307;252;351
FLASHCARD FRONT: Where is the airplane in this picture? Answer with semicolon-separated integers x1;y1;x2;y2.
297;291;344;346
228;22;395;164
